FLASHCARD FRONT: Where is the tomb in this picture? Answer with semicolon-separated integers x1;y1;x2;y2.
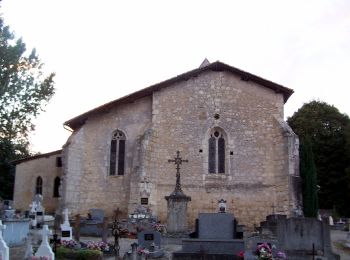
173;210;244;259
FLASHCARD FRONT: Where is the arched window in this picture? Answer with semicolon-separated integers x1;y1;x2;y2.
109;130;126;175
208;129;226;174
53;177;60;197
36;176;43;195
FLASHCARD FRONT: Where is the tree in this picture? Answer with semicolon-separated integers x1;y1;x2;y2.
287;101;350;216
0;15;55;199
299;139;318;217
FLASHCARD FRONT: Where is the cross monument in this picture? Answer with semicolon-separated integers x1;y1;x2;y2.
168;150;188;193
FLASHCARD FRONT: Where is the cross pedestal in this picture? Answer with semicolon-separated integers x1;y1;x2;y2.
165;151;191;235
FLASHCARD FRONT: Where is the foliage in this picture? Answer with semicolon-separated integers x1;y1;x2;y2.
0;14;55;199
287;101;350;216
56;247;103;260
299;139;319;217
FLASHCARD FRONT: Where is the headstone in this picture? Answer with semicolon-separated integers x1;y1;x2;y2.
329;216;334;226
90;208;105;223
60;208;72;241
34;195;45;227
35;225;55;259
0;220;9;260
198;213;235;239
137;231;161;249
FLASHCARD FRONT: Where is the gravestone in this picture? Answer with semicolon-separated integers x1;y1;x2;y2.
60;208;72;241
173;212;244;258
35;225;55;260
138;231;161;249
80;208;105;236
198;213;235;239
34;195;45;227
0;220;9;260
137;231;164;258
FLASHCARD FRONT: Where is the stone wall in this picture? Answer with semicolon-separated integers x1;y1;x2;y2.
147;70;297;228
13;151;63;213
62;96;152;217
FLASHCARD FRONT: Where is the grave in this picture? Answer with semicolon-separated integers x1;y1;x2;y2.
137;230;164;258
60;208;72;241
173;201;244;259
246;214;340;260
79;208;105;236
0;220;9;260
1;202;30;247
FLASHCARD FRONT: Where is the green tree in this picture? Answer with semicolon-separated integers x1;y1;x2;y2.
288;101;350;216
0;15;55;199
299;139;318;217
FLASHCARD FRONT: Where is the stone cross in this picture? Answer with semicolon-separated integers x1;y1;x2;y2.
35;225;55;259
168;151;188;192
0;220;9;260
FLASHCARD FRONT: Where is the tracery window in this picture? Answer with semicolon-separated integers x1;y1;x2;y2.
208;129;226;174
109;130;126;175
36;176;43;195
53;176;60;197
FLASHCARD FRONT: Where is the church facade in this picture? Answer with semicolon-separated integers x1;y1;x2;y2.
14;60;301;229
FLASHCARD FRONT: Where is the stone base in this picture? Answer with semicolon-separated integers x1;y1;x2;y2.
173;252;241;260
179;238;244;255
165;191;191;234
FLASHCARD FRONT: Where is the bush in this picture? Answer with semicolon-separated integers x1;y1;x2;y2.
56;247;103;260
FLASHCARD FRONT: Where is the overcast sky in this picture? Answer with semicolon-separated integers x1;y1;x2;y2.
2;0;350;153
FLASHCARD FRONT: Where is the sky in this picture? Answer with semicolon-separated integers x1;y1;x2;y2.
1;0;350;153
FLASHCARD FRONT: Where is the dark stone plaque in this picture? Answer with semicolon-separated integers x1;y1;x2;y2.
36;211;43;216
62;230;71;237
141;197;149;205
144;233;154;241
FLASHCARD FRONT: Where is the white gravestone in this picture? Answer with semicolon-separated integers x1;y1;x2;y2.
60;208;72;241
329;216;334;226
0;220;9;260
35;225;55;260
29;202;37;228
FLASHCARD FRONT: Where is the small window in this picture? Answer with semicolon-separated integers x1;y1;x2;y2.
53;177;60;197
208;129;226;174
56;157;62;167
110;130;126;175
36;176;43;195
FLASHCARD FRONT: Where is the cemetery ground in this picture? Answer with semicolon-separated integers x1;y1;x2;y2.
8;230;182;260
6;229;350;259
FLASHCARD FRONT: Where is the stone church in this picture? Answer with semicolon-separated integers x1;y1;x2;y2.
13;60;301;229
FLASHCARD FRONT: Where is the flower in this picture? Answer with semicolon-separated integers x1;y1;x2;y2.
256;243;273;260
137;248;150;255
86;241;110;251
276;251;287;259
237;250;244;259
60;239;79;249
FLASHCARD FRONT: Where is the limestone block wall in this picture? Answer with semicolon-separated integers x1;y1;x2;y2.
13;151;63;213
147;70;295;229
62;96;152;217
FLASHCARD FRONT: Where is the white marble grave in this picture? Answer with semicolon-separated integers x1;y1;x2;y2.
35;225;55;260
0;220;9;260
60;208;72;241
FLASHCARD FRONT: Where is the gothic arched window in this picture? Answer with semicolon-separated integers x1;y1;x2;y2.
36;176;43;195
208;129;226;174
53;177;60;197
109;130;126;175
